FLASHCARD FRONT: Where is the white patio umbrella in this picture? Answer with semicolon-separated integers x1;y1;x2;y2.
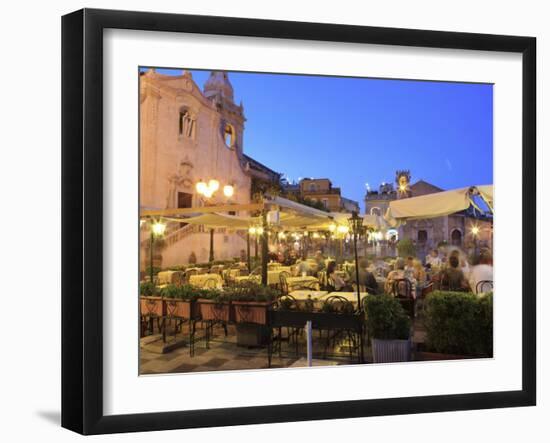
385;185;493;225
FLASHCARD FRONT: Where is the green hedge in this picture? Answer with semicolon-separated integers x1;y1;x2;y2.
364;294;411;340
424;291;493;356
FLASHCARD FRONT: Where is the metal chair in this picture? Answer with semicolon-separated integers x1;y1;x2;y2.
317;270;327;289
202;278;219;289
320;296;359;361
391;278;415;318
476;280;493;294
279;272;289;295
273;294;301;357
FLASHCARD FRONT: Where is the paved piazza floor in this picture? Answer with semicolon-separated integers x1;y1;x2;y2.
140;321;427;375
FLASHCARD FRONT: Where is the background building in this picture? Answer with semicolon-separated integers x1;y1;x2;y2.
365;170;493;258
285;178;359;213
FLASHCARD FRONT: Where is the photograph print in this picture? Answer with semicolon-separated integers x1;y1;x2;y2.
139;67;494;375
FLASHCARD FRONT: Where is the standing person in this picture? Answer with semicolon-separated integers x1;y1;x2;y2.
469;250;493;294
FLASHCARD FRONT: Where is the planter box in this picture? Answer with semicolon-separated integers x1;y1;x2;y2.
232;301;274;325
198;299;232;322
236;324;270;347
372;338;411;363
164;299;197;319
140;296;163;317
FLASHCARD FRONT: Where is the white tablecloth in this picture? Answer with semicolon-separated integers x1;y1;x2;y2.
286;276;320;291
157;270;183;285
235;269;292;286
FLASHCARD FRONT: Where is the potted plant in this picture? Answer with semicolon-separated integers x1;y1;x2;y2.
197;289;232;322
364;294;412;363
161;284;200;319
420;291;493;360
228;282;279;325
397;238;416;258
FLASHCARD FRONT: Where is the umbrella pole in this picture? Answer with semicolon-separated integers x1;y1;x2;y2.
261;211;268;286
353;230;361;310
209;228;214;263
247;232;251;273
149;231;154;283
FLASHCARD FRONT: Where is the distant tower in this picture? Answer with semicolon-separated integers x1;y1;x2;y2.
395;170;412;199
203;71;245;156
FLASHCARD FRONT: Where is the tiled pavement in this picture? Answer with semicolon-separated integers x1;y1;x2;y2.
140;321;427;375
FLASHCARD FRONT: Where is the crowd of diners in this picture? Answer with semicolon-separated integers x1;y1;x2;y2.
267;243;493;296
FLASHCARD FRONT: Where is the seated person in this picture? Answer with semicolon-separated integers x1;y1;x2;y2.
327;261;352;291
283;250;297;266
412;259;427;284
468;250;493;294
350;257;379;294
294;258;313;277
425;249;442;269
314;250;326;274
385;258;414;296
440;255;469;290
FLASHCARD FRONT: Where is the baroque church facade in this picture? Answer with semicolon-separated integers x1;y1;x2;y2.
139;69;278;269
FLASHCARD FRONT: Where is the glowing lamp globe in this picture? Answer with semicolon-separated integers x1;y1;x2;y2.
208;179;220;192
151;221;166;237
223;184;234;197
196;180;207;194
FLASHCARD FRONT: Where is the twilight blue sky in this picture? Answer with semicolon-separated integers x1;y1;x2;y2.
147;68;493;211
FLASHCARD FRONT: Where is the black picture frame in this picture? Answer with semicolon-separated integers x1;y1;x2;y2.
61;8;536;435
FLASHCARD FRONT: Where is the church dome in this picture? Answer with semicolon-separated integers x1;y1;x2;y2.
204;71;234;101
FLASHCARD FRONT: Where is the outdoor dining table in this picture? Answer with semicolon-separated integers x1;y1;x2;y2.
188;273;224;289
222;268;242;280
326;291;369;306
234;268;292;286
156;270;183;285
286;276;320;291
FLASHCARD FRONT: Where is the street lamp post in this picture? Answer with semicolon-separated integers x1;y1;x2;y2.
149;220;166;283
195;178;235;263
348;211;364;311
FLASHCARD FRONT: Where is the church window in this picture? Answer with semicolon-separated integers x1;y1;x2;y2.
451;229;462;246
370;207;381;216
179;108;196;139
224;123;236;148
418;230;428;244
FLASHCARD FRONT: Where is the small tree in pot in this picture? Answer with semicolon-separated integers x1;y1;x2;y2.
364;294;412;363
